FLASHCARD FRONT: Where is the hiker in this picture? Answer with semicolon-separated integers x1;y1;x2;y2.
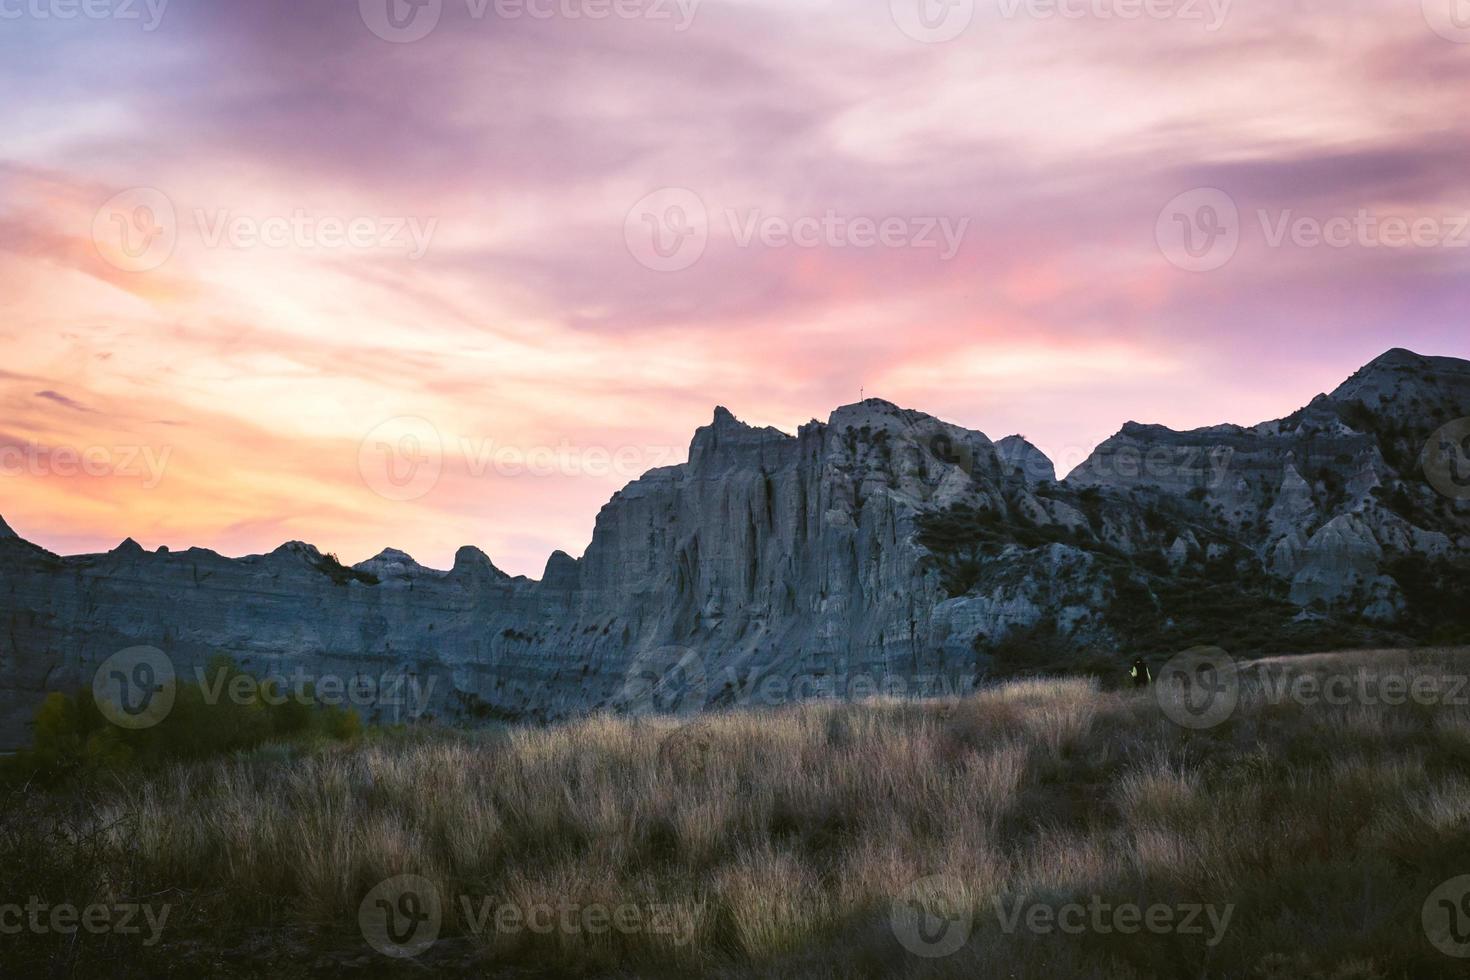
1130;657;1151;689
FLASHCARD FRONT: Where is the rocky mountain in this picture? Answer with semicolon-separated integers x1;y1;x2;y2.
1;349;1467;748
1060;348;1470;628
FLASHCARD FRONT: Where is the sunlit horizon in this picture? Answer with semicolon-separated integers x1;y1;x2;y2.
3;0;1468;576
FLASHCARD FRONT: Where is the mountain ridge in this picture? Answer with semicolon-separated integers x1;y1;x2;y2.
1;349;1467;748
8;347;1458;576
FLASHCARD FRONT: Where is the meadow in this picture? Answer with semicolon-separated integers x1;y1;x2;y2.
4;648;1470;977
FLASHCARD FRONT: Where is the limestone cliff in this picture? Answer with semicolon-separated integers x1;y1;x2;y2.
1;350;1467;748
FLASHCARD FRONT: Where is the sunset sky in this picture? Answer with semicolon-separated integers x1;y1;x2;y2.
2;0;1468;576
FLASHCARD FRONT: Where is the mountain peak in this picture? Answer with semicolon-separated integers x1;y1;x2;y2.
354;548;449;580
1364;347;1426;369
0;514;14;540
1330;347;1470;410
831;396;903;417
996;434;1056;484
269;540;324;563
689;405;794;473
447;545;509;585
828;398;914;433
540;550;581;590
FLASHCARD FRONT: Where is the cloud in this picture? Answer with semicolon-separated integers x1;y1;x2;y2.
34;390;98;413
0;1;1467;574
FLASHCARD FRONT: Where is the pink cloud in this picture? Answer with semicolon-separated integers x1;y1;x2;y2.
0;1;1467;575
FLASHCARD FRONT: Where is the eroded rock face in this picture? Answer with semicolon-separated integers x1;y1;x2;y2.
1;350;1467;748
1067;349;1470;601
0;399;992;747
0;533;550;748
1288;514;1383;607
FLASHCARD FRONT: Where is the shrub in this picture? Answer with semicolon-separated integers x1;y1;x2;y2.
0;655;363;787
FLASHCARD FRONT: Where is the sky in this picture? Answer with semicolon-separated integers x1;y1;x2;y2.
1;0;1468;576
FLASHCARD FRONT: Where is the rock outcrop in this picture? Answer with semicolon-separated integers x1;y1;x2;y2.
1;349;1467;748
1068;348;1470;608
996;435;1057;485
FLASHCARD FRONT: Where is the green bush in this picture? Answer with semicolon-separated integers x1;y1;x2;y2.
1;655;363;787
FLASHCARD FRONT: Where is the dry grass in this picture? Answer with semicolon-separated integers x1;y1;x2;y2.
4;650;1470;977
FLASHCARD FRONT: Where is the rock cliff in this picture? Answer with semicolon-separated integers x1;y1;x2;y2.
1;350;1467;748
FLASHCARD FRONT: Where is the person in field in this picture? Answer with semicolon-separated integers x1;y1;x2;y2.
1130;657;1152;689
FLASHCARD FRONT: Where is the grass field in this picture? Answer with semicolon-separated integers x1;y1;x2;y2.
4;648;1470;977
